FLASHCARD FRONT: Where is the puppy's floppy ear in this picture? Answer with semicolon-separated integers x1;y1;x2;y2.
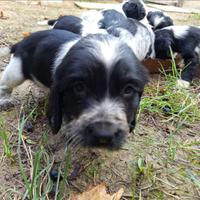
136;3;146;20
46;86;63;134
129;91;143;133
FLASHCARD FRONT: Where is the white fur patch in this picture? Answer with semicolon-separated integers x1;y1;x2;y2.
37;20;49;26
81;10;100;23
113;25;154;61
53;38;81;73
176;79;190;88
81;20;107;36
51;21;58;29
153;15;164;27
165;26;189;39
1;57;25;88
195;45;200;56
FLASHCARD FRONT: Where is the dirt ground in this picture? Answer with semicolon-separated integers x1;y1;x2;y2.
0;1;200;200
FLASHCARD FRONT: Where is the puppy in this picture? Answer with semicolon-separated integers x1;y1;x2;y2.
147;11;174;30
81;0;146;29
38;15;107;36
0;29;149;150
122;0;146;21
107;18;155;61
154;26;200;86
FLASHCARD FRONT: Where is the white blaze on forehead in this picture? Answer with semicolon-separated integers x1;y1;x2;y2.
53;38;80;74
164;26;189;39
90;37;124;68
153;15;164;27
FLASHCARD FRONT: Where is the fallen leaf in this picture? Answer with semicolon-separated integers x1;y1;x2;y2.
166;125;176;133
41;16;49;20
21;135;36;145
68;162;85;180
58;14;63;18
0;11;9;19
23;33;30;37
160;89;165;93
67;182;124;200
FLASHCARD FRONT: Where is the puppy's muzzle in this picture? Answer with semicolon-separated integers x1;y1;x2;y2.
86;121;121;144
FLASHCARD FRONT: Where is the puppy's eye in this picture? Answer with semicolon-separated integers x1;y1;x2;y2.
124;85;134;95
75;83;85;92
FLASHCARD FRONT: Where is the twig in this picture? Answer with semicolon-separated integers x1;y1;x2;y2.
109;167;126;181
155;177;178;189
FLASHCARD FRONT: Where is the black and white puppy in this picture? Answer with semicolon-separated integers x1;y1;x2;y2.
122;0;146;21
38;15;107;36
154;26;200;87
107;18;155;61
81;0;146;28
147;11;174;30
0;29;149;150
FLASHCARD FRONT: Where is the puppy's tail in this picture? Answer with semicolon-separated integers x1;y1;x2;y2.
37;19;57;26
0;43;20;57
0;46;11;57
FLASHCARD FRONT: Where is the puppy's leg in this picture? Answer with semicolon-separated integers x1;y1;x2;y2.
0;56;25;110
176;52;199;88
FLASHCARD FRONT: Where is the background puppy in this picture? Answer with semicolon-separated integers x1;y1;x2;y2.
0;30;149;150
154;26;200;86
122;0;146;21
147;11;174;30
38;15;107;36
107;18;155;61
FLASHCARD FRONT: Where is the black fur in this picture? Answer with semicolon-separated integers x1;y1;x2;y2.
52;15;83;34
122;0;146;20
98;9;126;29
154;26;200;83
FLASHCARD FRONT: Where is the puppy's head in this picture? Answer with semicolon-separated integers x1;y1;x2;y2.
147;11;174;30
47;34;149;150
122;0;146;21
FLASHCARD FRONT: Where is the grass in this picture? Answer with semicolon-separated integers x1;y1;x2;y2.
0;117;15;165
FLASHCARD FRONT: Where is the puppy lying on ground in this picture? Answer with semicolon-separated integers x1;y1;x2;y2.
38;15;107;36
0;29;149;150
154;26;200;87
147;11;174;30
107;18;155;61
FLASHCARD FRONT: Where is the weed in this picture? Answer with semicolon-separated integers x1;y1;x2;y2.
193;12;200;20
0;116;15;164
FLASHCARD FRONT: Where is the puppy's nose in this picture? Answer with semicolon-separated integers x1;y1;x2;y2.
88;121;116;144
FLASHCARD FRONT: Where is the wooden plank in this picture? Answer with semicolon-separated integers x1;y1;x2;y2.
145;0;176;6
75;2;120;10
146;4;192;13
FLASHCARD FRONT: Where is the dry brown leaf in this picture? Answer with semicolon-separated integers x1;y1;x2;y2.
0;11;9;19
58;14;63;18
166;125;176;133
23;33;30;37
68;182;124;200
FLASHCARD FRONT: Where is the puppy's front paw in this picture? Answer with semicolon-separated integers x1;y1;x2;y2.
0;99;14;111
176;79;190;88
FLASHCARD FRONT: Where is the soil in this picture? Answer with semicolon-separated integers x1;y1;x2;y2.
0;1;200;200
